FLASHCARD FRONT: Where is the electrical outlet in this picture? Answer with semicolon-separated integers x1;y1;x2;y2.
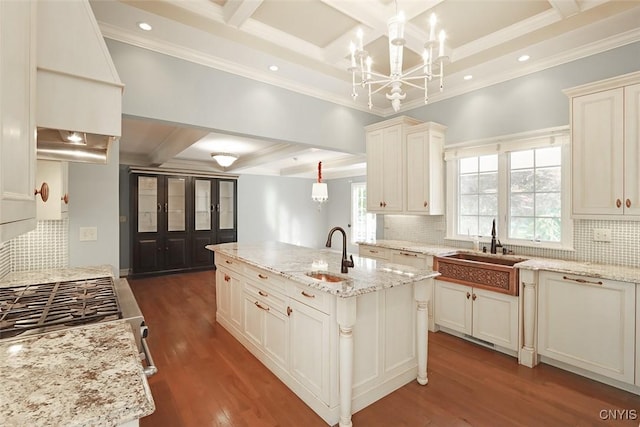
79;226;98;241
593;228;612;242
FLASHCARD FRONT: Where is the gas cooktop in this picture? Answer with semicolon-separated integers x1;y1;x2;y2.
0;277;122;339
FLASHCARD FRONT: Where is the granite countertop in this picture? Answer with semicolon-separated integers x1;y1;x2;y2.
0;320;155;427
0;265;114;288
359;239;640;284
207;241;440;297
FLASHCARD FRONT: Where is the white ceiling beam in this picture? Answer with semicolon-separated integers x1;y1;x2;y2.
223;0;264;28
226;143;311;171
279;155;365;176
148;127;210;166
547;0;581;18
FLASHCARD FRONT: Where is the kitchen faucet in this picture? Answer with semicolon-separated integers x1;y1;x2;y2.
325;226;354;273
490;219;502;254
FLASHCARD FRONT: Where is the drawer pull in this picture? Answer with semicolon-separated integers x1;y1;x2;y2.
224;274;231;282
626;198;631;208
301;291;316;299
258;273;268;279
562;275;603;286
368;250;379;254
254;301;270;311
258;290;268;297
472;293;477;301
616;198;622;208
225;260;232;264
466;292;471;299
287;306;292;317
400;252;417;257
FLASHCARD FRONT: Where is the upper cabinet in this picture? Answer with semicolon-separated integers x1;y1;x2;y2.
36;160;69;220
565;72;640;219
0;0;37;241
365;117;445;215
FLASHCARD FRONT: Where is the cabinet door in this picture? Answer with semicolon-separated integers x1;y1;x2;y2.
243;293;264;348
406;130;444;214
264;306;289;370
289;298;331;403
471;288;518;350
624;83;640;215
572;89;624;216
0;0;36;240
366;129;385;212
192;178;214;267
36;160;68;220
434;280;472;335
216;268;232;320
217;179;237;243
381;125;403;212
538;272;635;384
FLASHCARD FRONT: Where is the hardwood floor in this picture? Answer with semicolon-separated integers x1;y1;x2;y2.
129;271;640;427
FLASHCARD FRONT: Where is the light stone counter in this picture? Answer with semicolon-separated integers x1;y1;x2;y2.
207;241;440;297
0;320;155;427
0;265;114;288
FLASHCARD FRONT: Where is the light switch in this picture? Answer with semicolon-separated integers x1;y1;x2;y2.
593;228;612;242
79;226;98;241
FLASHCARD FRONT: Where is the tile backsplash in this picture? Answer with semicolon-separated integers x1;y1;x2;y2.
382;215;640;268
9;219;69;272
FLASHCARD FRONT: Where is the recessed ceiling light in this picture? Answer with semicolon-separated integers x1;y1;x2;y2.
518;54;530;62
137;22;152;31
269;65;279;72
463;75;473;81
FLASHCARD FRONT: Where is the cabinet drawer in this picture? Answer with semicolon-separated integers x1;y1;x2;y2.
288;282;333;314
216;254;242;274
244;265;284;292
244;281;287;312
390;250;429;269
359;245;390;261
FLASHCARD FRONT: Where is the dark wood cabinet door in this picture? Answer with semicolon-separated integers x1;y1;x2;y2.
134;238;162;273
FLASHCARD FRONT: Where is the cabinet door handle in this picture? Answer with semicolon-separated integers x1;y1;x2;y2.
287;306;292;317
626;199;631;208
164;202;168;212
157;203;161;212
472;293;477;301
258;273;268;279
62;193;69;204
466;292;471;299
379;201;383;207
383;202;387;207
258;290;268;297
225;260;233;264
34;182;50;202
616;199;622;208
224;274;231;282
423;201;428;208
210;204;214;212
400;252;417;257
562;275;603;286
254;301;269;311
368;250;379;254
301;291;316;299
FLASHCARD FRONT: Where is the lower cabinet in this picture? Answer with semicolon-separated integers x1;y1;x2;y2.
435;279;518;351
537;271;635;384
215;266;242;332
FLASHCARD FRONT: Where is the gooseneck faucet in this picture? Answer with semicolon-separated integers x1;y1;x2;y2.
325;226;355;273
490;219;502;254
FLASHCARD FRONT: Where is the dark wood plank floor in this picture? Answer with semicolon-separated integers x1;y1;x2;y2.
129;270;640;427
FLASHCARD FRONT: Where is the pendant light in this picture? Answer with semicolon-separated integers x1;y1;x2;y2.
312;161;328;203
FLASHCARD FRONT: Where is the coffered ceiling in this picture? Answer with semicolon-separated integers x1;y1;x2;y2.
91;0;640;177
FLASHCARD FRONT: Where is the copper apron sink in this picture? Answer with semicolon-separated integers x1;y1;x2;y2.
433;252;526;296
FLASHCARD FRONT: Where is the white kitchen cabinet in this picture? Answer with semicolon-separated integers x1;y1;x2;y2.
636;284;640;387
537;271;635;384
365;116;422;213
358;244;390;261
565;72;640;218
435;280;518;351
0;0;37;241
215;265;242;333
36;160;69;220
405;123;445;215
390;249;429;269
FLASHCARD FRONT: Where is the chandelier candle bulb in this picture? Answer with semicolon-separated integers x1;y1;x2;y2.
438;30;446;58
357;28;363;51
429;13;437;41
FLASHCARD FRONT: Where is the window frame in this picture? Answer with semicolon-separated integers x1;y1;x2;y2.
350;182;376;245
445;131;573;250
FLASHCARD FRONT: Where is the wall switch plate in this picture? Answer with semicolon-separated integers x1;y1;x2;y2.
593;228;612;242
79;226;98;241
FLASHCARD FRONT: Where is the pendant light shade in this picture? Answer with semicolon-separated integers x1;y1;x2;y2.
312;161;328;203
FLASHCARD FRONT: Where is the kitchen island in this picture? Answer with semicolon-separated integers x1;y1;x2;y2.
207;241;440;427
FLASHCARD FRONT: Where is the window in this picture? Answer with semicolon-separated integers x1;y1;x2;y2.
446;132;571;249
351;182;376;244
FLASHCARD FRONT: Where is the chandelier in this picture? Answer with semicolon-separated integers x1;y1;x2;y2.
348;5;447;112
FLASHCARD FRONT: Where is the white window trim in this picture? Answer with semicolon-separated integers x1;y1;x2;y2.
351;182;376;245
445;128;574;251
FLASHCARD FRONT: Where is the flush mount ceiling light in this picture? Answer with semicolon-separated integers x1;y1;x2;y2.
348;1;448;112
312;161;328;203
211;153;238;168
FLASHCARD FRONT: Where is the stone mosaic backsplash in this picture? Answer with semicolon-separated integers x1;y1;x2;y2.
9;219;69;272
382;215;640;268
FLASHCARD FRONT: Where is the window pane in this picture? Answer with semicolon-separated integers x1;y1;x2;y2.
479;194;498;215
351;183;376;243
460;174;478;194
511;169;534;192
460;157;478;174
535;192;561;217
510;217;534;240
535;167;561;192
479;217;495;236
536;147;561;167
511;193;534;216
460;195;478;215
511;150;534;169
459;216;478;236
479;155;498;172
535;218;561;242
478;172;498;193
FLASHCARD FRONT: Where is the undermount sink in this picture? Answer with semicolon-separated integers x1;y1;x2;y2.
433;252;526;296
305;271;348;283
